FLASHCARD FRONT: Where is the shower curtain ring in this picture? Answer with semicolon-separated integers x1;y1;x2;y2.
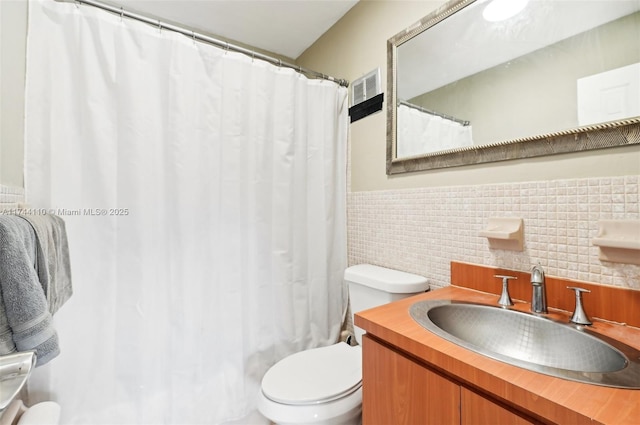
120;7;124;21
192;31;196;44
158;21;162;33
225;42;229;54
278;59;282;68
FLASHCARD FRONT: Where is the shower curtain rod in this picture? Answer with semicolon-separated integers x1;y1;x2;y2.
398;100;470;126
58;0;350;88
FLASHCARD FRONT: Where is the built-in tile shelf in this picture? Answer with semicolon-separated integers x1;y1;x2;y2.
478;217;524;251
592;219;640;265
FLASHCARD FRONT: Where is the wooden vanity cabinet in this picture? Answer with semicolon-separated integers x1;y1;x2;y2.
460;388;539;425
362;335;539;425
362;335;460;424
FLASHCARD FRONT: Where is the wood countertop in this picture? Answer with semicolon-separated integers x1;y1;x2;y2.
354;285;640;425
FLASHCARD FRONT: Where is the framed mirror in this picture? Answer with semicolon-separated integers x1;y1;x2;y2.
387;0;640;174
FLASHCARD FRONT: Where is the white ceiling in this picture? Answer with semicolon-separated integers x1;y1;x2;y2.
101;0;359;60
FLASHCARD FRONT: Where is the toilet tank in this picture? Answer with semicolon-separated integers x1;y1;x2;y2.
345;264;429;344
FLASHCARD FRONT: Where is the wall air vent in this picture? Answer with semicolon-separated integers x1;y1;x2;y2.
349;68;383;123
351;68;381;106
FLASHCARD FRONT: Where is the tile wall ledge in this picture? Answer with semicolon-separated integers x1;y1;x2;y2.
348;175;640;195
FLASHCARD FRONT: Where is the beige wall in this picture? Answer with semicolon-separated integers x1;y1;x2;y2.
297;1;640;192
299;1;640;289
0;0;27;188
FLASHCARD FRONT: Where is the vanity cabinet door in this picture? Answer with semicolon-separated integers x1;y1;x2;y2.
362;335;460;425
461;387;539;425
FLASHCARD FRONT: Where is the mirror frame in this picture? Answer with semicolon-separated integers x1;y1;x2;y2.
387;0;640;175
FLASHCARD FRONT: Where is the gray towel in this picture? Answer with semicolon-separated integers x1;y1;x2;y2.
0;291;16;355
18;214;73;315
0;215;59;366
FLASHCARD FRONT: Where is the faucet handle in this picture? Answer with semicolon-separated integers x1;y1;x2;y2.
495;275;517;307
567;286;592;326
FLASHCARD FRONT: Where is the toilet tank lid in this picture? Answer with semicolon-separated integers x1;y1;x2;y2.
345;264;429;293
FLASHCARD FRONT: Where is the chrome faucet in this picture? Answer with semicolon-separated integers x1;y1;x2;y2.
530;264;548;314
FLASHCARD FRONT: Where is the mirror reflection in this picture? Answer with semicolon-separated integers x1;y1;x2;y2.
393;0;640;162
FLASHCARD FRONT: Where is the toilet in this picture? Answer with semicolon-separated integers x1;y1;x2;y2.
257;264;429;425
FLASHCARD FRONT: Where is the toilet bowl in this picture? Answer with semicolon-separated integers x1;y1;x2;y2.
257;342;362;425
257;264;429;425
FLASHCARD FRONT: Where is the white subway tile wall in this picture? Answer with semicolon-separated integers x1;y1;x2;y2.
0;184;24;203
348;176;640;290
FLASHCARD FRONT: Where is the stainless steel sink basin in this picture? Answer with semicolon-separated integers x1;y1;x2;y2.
410;300;640;388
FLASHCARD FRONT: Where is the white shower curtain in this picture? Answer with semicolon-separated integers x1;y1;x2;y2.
397;104;473;157
23;1;348;423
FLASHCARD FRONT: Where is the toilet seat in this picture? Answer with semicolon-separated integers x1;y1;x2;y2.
261;343;362;405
